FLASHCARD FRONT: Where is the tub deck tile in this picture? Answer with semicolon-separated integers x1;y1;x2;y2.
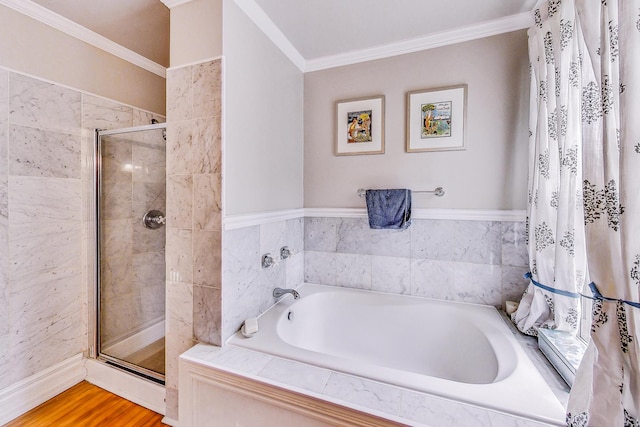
258;357;332;394
322;372;401;416
181;344;566;427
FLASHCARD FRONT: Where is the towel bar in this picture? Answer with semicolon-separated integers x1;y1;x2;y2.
357;187;445;197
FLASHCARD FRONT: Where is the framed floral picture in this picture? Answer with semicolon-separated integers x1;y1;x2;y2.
406;84;467;152
335;95;385;156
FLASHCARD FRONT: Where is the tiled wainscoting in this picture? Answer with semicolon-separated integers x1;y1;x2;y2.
223;216;304;342
222;210;530;341
304;215;530;309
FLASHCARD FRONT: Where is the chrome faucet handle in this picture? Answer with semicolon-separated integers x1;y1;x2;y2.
280;246;295;260
261;253;279;269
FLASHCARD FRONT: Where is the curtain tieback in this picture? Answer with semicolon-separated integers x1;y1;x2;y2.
525;272;640;309
585;282;640;310
524;272;581;298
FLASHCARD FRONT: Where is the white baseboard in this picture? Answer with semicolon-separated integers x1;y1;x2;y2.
85;358;166;415
162;416;179;426
0;353;85;425
102;319;165;360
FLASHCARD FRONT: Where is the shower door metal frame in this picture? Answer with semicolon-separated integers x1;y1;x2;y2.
94;123;167;385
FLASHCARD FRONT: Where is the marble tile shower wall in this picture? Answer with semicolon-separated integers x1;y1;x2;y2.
0;67;164;391
165;58;222;419
222;218;305;342
304;217;529;308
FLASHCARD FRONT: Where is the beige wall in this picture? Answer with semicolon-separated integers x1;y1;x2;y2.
170;0;222;68
223;0;304;215
304;30;530;210
0;5;165;115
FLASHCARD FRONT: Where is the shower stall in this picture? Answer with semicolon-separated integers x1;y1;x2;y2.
94;122;167;384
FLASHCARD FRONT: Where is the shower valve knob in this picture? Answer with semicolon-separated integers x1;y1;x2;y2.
143;210;166;229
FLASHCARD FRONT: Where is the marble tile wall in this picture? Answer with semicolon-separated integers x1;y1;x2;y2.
165;58;222;419
0;66;166;393
304;217;530;308
0;71;83;390
222;218;305;342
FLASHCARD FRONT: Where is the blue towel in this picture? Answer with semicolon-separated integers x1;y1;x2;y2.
365;189;412;230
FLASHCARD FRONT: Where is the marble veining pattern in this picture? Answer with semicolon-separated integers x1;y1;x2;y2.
222;218;305;341
335;253;371;289
182;343;565;427
9;176;81;222
166;121;193;175
166;175;193;229
166;281;194;390
192;117;222;174
410;219;455;260
259;358;331;394
322;372;402;416
452;220;502;265
410;259;455;300
502;221;529;267
9;221;81;280
9;73;81;134
371;256;411;295
303;217;530;309
9;125;81;179
193;285;222;345
193;174;221;231
0;66;169;392
81;94;133;131
304;217;337;252
165;59;223;418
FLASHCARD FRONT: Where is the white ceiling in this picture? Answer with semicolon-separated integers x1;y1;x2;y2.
18;0;538;71
254;0;538;60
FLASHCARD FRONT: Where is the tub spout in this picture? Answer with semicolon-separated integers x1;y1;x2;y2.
273;287;300;299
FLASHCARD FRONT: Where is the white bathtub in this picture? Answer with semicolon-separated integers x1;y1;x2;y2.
228;284;565;424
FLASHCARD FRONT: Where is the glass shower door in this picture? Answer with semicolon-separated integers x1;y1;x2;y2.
96;123;166;383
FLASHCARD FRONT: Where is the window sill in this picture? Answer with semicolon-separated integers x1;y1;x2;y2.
537;328;587;387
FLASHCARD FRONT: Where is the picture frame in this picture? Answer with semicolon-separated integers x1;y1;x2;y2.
406;84;467;152
335;95;385;156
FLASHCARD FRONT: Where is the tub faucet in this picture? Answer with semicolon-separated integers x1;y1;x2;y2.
273;287;300;300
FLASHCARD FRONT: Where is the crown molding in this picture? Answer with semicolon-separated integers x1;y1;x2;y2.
304;11;533;72
234;0;532;73
0;0;166;78
233;0;306;71
160;0;193;9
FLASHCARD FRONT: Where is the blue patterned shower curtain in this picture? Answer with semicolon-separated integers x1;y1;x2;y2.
520;1;640;425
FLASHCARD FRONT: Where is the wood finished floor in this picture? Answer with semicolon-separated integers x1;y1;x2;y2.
3;381;168;427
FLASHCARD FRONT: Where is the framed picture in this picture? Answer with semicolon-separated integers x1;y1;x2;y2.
406;84;467;152
335;95;385;156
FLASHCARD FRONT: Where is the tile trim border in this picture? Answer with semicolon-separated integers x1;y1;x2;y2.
224;208;526;230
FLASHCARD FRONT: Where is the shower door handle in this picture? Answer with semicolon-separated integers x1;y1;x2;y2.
143;210;166;229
